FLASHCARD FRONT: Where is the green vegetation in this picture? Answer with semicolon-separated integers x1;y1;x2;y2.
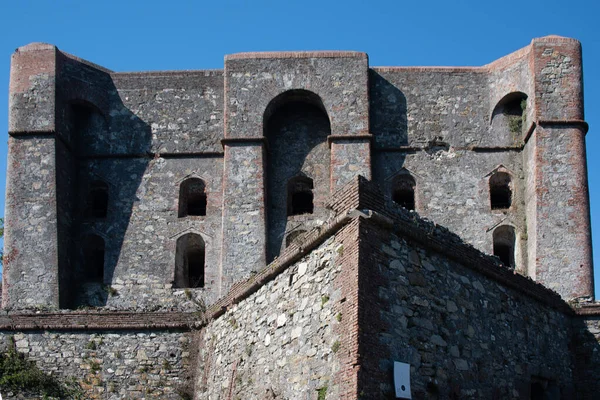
85;340;97;350
336;312;342;322
317;384;328;400
89;361;101;373
321;295;330;308
508;115;522;134
0;345;77;398
104;285;118;297
245;343;253;357
331;340;341;353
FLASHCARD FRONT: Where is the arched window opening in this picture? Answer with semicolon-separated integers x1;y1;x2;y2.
392;174;416;210
489;172;512;210
287;176;314;216
83;235;105;283
493;225;516;269
175;233;205;288
285;230;307;248
85;180;109;218
178;178;207;217
490;92;528;135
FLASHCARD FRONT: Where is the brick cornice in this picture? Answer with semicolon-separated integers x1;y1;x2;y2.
0;311;196;331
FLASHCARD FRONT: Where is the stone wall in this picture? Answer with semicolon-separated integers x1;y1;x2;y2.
357;215;576;398
373;149;526;267
370;66;528;270
572;307;600;398
72;155;223;309
0;328;192;399
195;235;346;399
2;136;60;309
5;37;594;310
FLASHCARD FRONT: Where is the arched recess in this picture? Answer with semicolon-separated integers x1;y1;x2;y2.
264;89;331;262
85;180;109;218
493;225;516;269
392;173;416;210
178;178;207;217
489;171;512;210
490;92;528;136
174;233;205;288
70;100;109;152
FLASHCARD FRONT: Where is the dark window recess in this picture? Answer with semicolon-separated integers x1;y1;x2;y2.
490;172;512;209
83;235;104;282
493;243;512;267
530;382;544;400
85;180;109;218
529;377;558;400
72;103;94;134
179;178;207;217
188;249;205;288
392;175;416;210
174;233;205;288
287;176;314;216
493;225;516;269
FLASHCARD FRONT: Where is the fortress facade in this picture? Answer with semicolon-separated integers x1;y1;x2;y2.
0;36;599;399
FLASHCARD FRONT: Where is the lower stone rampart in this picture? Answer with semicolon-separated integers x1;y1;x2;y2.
0;312;195;399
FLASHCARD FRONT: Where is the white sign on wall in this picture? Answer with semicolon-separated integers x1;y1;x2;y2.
393;361;412;399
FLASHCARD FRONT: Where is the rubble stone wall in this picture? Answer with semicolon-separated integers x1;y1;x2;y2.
0;329;192;400
358;216;576;398
195;235;348;399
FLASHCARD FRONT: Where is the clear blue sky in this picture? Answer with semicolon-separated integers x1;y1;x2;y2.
1;0;599;293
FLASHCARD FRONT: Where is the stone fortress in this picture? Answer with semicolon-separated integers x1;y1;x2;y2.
0;36;599;399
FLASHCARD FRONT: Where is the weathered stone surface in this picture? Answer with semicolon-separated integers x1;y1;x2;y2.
0;330;191;399
195;237;343;399
1;36;598;400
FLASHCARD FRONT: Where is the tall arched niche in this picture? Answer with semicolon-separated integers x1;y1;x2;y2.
263;90;332;262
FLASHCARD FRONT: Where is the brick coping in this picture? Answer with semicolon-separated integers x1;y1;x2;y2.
0;311;196;331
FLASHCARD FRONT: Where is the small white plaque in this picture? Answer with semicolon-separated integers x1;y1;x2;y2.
393;361;412;399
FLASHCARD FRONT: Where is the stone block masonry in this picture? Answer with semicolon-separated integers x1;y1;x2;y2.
196;236;346;399
0;329;191;399
3;36;594;310
2;36;599;399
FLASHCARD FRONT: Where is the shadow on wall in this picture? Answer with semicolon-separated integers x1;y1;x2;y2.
56;63;152;308
368;71;412;201
369;70;408;148
264;90;331;263
571;317;600;398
